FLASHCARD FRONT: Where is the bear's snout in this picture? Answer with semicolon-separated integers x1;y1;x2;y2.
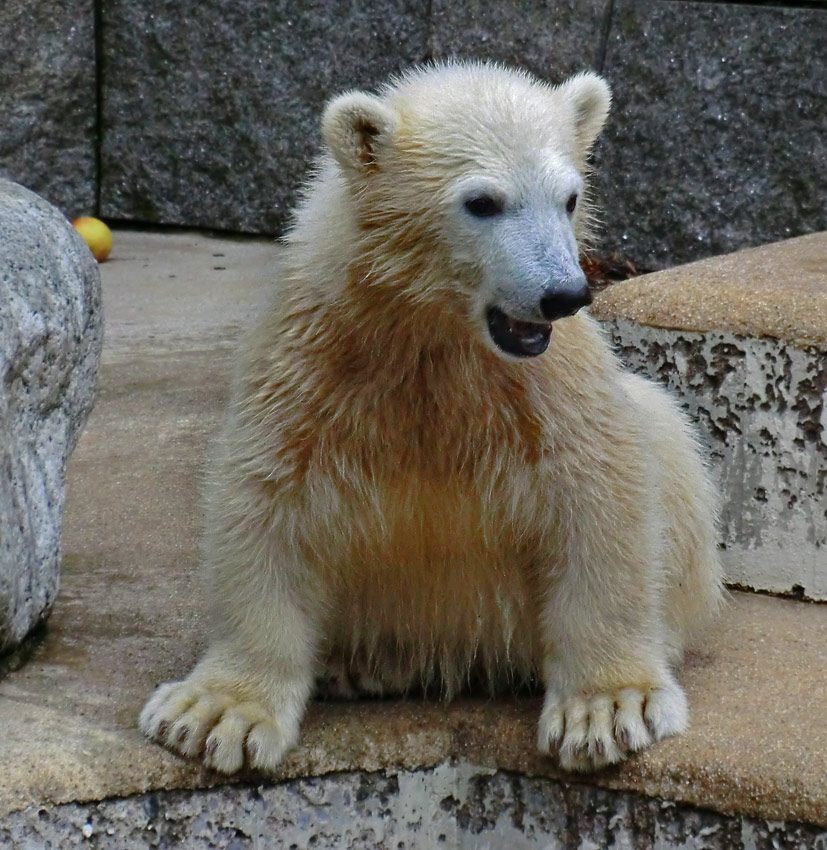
539;278;592;322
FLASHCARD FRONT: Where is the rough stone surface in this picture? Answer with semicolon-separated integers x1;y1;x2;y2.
597;0;827;268
0;233;825;834
0;180;103;655
99;1;613;235
99;0;429;234
429;0;610;80
3;764;826;849
6;0;827;260
0;0;97;217
592;232;827;599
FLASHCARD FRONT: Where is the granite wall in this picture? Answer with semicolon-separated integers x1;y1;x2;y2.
597;0;827;268
0;0;97;217
1;0;824;266
98;0;431;234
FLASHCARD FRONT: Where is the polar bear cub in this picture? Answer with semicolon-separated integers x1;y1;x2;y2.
140;62;722;774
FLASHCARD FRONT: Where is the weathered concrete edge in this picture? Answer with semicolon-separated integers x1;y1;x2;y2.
3;763;826;848
595;317;827;601
4;689;825;829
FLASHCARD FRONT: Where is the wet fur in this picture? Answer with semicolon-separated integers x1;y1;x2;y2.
140;62;723;774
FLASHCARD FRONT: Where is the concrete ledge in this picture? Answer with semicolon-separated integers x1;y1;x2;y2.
4;765;826;849
1;232;825;840
593;232;827;600
593;233;827;349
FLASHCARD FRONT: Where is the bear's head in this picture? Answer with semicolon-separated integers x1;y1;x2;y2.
321;62;611;360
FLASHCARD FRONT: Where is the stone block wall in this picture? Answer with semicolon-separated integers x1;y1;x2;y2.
597;0;827;268
0;0;97;217
591;231;827;601
1;0;824;267
99;0;430;234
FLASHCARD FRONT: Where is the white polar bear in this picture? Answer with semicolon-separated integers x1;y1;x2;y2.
140;62;723;774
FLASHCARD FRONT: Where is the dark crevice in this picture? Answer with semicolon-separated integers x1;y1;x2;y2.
726;582;821;603
423;0;435;62
0;621;49;682
596;0;615;74
93;0;104;216
105;218;277;240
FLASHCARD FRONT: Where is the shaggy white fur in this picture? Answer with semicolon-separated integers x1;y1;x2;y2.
140;61;723;774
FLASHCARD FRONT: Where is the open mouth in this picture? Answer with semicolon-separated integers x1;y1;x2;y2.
486;306;552;358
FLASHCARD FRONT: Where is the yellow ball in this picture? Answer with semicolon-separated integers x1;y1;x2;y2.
72;217;113;262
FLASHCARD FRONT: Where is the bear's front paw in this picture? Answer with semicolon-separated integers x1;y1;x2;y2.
139;680;298;774
537;680;688;772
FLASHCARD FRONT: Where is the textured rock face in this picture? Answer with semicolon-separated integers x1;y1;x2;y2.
2;0;826;265
98;0;611;236
0;180;103;656
598;0;827;268
2;764;825;848
99;0;430;234
430;0;610;79
0;0;96;217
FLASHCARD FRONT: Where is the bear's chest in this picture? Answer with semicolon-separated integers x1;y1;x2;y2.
326;467;544;591
324;473;544;685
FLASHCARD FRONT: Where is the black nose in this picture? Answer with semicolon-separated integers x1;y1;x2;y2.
539;280;592;322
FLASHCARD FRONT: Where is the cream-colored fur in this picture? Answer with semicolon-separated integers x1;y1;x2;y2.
140;62;722;774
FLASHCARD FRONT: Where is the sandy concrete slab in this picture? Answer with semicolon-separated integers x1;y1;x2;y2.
97;229;278;359
593;231;827;349
0;231;825;827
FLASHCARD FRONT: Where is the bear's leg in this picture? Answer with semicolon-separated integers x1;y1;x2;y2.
139;544;319;774
535;439;688;772
619;372;724;659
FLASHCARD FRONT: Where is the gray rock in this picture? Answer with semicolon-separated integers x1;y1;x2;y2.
429;0;611;80
597;0;827;268
99;0;430;234
0;180;103;656
0;0;97;217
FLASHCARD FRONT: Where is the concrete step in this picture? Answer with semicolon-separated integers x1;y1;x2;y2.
593;232;827;601
0;231;824;847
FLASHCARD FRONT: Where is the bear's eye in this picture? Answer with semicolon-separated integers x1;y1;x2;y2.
464;195;503;218
566;194;578;214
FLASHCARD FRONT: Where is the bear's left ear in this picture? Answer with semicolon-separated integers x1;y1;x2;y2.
556;72;612;155
322;91;398;176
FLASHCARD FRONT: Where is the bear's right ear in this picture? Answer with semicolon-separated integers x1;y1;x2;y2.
322;91;398;176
